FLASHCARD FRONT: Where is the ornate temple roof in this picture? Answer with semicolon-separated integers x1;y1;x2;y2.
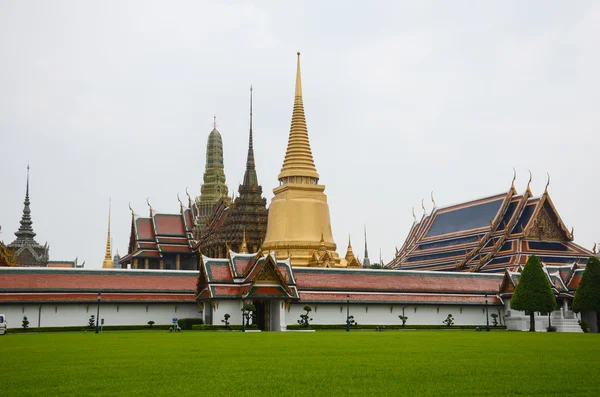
277;53;319;182
8;166;49;267
388;177;591;273
499;262;585;299
0;267;197;303
120;200;196;263
193;116;231;235
198;87;269;256
197;251;299;300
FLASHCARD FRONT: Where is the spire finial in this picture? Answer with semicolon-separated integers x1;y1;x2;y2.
213;114;217;130
421;198;426;215
363;225;369;260
177;193;183;212
527;170;532;192
593;243;597;255
431;191;436;208
545;173;550;194
348;234;352;248
412;207;417;223
146;197;153;214
240;228;248;254
128;202;134;217
102;198;114;268
242;85;258;187
185;187;192;209
511;167;517;190
277;51;319;182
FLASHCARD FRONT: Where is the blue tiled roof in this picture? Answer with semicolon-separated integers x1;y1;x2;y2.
529;242;569;251
498;200;519;231
425;199;504;238
415;235;479;251
405;249;467;263
511;203;536;234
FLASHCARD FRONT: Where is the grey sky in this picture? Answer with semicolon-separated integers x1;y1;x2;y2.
1;1;598;267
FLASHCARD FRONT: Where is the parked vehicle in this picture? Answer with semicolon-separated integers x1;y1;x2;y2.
0;314;6;335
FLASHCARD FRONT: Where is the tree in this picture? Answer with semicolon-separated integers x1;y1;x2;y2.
442;314;454;327
573;256;600;333
88;315;95;329
221;314;231;329
297;305;313;327
370;263;383;269
398;315;408;327
510;255;557;332
241;303;256;327
22;316;29;330
147;321;155;328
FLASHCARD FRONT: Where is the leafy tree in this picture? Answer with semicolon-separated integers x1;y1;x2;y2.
398;315;408;327
490;313;498;327
573;256;600;333
442;314;454;327
241;303;256;327
346;315;357;327
221;314;231;328
22;316;29;330
297;305;313;327
147;321;155;328
510;255;557;332
370;263;383;269
88;315;95;329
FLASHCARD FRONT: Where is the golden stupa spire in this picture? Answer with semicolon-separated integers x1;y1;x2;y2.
102;198;114;268
277;52;319;182
240;228;249;254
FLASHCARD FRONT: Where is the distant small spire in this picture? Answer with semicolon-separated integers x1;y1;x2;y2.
213;114;217;130
362;225;370;268
102;198;114;268
240;229;248;254
243;85;258;187
14;164;36;241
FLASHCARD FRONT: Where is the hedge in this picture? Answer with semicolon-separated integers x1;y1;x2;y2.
7;324;173;333
286;324;507;331
177;318;204;330
192;324;258;331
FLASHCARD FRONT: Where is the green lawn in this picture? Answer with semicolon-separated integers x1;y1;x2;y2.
1;330;599;396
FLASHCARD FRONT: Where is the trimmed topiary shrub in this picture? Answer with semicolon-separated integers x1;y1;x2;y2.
491;313;498;327
510;255;557;332
221;314;231;329
22;316;29;330
398;315;408;327
88;315;96;329
443;314;454;327
147;321;155;328
573;256;600;333
298;305;313;327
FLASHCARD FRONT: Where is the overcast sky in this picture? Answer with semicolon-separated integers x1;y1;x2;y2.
1;1;598;267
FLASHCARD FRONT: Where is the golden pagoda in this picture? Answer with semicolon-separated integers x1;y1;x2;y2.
102;199;114;268
262;53;342;267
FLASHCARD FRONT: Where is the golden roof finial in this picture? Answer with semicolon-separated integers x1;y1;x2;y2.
128;202;135;217
592;243;597;255
177;193;183;212
431;191;436;208
185;187;192;208
526;170;532;192
512;167;517;190
240;229;248;254
102;198;114;268
277;52;319;182
544;173;550;194
412;207;416;223
348;234;352;249
421;198;426;214
146;197;153;214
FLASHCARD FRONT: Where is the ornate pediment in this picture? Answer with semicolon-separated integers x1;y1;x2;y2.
525;202;568;242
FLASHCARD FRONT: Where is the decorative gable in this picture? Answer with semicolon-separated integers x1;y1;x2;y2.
525;200;569;242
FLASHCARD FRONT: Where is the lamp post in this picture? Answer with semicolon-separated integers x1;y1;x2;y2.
95;292;102;334
346;295;350;332
485;294;489;331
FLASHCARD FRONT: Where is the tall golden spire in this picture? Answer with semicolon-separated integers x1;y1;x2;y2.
102;198;114;268
277;52;319;182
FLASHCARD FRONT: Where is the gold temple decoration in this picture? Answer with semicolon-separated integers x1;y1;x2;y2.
240;229;248;254
431;191;436;209
526;170;532;192
412;207;416;223
511;168;516;190
545;173;550;194
592;243;597;255
177;193;183;212
262;53;340;267
146;197;153;214
102;198;114;268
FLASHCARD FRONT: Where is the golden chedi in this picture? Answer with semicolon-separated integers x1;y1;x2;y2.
102;199;114;268
262;53;342;267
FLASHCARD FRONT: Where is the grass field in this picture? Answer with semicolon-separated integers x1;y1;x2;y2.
1;330;599;396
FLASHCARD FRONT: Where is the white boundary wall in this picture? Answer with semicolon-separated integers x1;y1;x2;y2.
0;302;201;328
